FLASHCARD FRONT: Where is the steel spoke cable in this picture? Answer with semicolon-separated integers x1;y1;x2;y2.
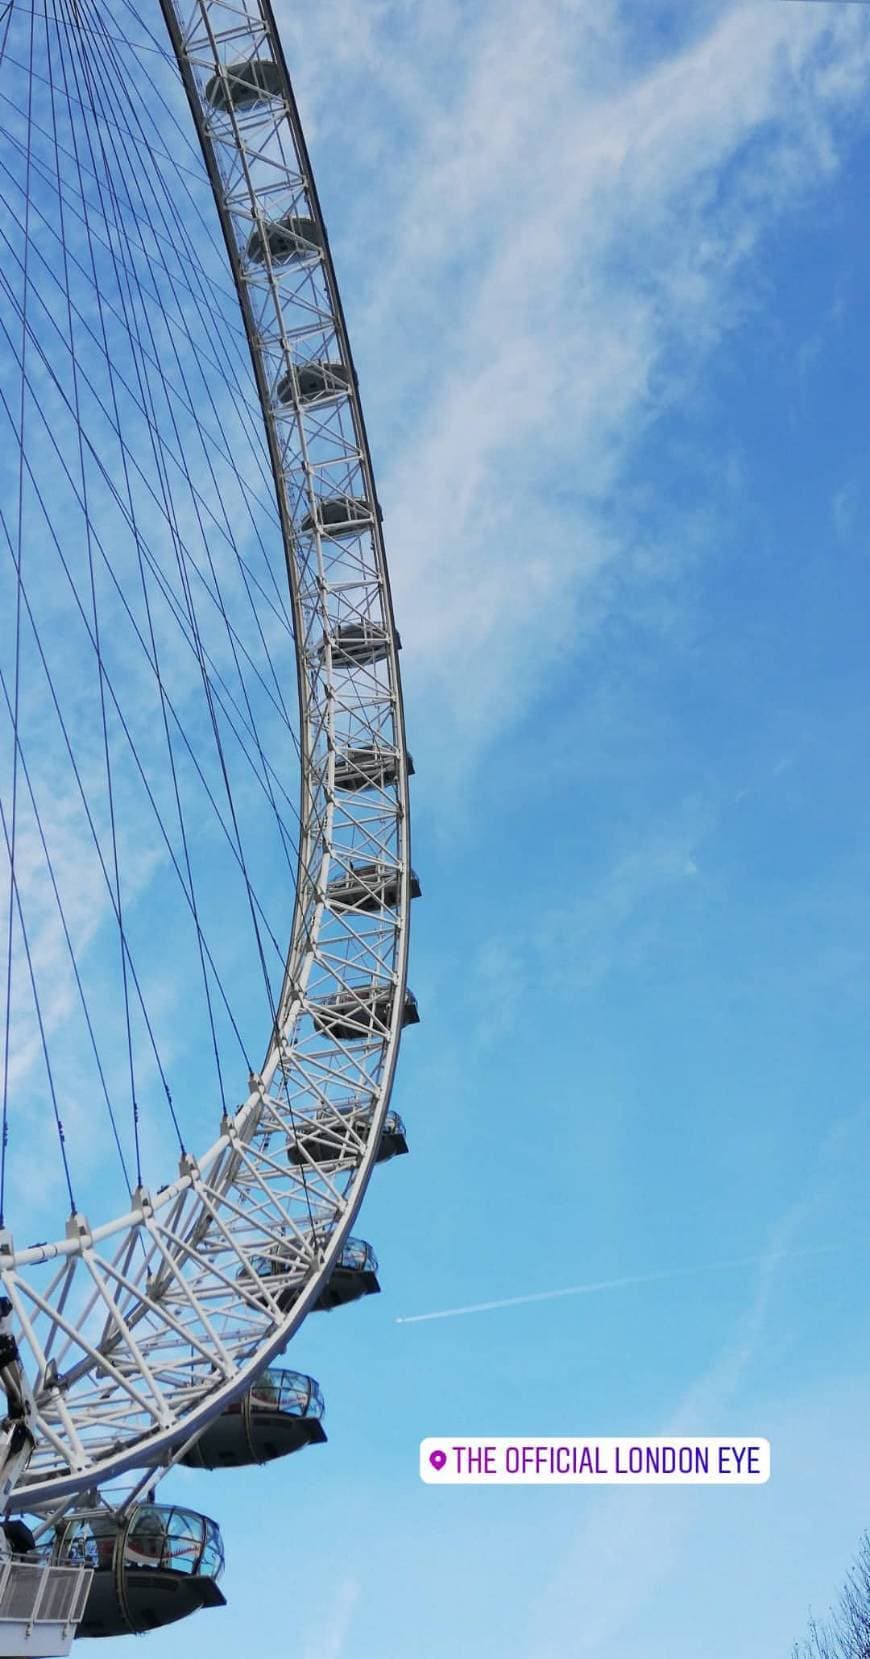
58;4;289;1038
48;7;229;1117
95;0;324;639
0;479;202;1154
72;0;302;685
0;454;271;1074
152;19;349;1159
0;75;283;493
66;14;301;542
3;0;134;1194
1;0;35;1226
0;309;292;974
0;660;133;1192
0;1;392;1476
11;19;355;1008
13;3;380;1075
0;366;301;893
0;219;299;779
0;4;13;62
0;785;76;1216
0;45;210;183
68;5;299;882
58;13;291;1052
116;0;309;228
0;145;294;651
46;2;144;1187
0;0;76;1219
0;84;253;376
19;2;177;61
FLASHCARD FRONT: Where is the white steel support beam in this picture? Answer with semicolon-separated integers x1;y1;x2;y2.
2;0;415;1504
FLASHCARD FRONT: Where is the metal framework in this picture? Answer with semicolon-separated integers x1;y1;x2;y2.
0;1558;92;1658
1;0;414;1504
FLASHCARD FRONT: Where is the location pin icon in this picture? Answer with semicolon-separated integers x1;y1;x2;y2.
429;1449;447;1471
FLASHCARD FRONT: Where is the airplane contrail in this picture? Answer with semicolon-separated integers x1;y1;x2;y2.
394;1244;838;1325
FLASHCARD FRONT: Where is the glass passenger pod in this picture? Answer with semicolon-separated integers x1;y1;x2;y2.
246;213;323;266
310;985;420;1041
302;496;373;539
288;1105;409;1166
313;1237;380;1312
319;623;397;669
244;1248;299;1315
375;1107;409;1161
178;1368;326;1469
332;746;414;793
53;1506;225;1639
249;1237;380;1313
326;861;421;914
204;58;284;113
276;361;351;407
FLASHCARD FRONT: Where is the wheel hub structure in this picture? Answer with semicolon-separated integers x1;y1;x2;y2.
0;0;414;1505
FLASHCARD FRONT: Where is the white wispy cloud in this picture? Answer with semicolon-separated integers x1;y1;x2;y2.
281;0;870;777
300;1573;360;1659
525;1201;827;1657
467;793;710;1041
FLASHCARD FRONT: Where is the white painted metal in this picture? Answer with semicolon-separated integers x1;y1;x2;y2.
0;1560;92;1658
2;0;414;1503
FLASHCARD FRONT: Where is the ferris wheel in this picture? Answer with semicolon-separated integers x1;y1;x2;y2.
0;0;417;1645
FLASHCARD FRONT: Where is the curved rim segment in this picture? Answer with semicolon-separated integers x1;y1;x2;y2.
3;0;413;1504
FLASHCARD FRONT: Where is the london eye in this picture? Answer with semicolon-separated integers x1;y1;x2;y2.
0;0;416;1645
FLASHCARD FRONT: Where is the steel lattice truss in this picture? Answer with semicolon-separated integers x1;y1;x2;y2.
1;0;414;1505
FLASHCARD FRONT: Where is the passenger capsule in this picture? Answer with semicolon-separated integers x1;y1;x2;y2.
376;1107;410;1161
311;985;419;1041
178;1369;326;1469
53;1505;225;1638
301;496;372;538
332;747;413;793
276;361;350;406
313;1237;380;1311
288;1105;409;1166
247;213;322;265
319;624;395;668
249;1236;380;1313
326;861;421;913
204;58;283;112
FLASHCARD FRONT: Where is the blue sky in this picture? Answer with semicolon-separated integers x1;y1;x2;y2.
13;0;870;1652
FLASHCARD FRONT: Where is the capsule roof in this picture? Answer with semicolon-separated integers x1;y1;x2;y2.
302;495;372;537
276;361;350;406
319;623;396;668
288;1104;409;1166
311;985;419;1040
205;58;283;112
247;213;322;266
332;746;413;793
326;861;421;912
